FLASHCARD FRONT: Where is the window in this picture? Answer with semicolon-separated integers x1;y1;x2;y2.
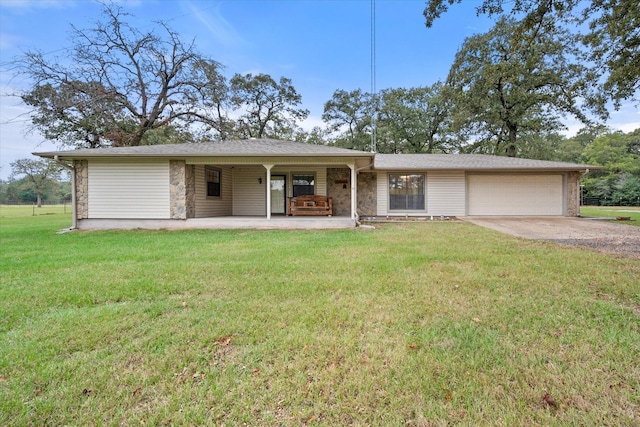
389;174;425;210
292;174;315;196
205;166;221;197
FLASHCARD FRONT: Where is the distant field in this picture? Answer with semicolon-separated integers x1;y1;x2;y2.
1;209;639;425
0;204;72;219
581;205;640;226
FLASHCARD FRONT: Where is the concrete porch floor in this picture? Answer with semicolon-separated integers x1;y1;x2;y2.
75;216;356;230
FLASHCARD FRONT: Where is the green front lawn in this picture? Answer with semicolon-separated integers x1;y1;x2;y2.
1;207;639;425
581;206;640;226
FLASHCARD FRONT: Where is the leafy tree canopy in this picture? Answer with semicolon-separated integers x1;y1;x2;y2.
446;16;602;156
423;0;639;108
582;130;640;175
322;89;374;151
322;84;457;154
10;158;62;207
230;73;309;140
378;82;453;153
15;3;228;148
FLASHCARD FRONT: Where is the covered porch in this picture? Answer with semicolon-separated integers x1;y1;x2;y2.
183;155;372;222
39;139;376;230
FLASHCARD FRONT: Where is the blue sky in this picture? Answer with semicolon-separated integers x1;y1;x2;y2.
1;0;638;180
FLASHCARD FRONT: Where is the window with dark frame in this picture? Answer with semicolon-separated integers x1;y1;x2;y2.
205;166;221;197
389;174;425;210
292;174;315;196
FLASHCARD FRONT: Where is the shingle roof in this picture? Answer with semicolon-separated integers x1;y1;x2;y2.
34;140;598;171
374;154;599;171
34;139;372;158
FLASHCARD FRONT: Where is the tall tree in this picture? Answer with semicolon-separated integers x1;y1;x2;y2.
377;83;452;153
582;130;640;175
21;81;126;148
322;89;374;151
555;124;610;163
10;159;62;207
229;73;309;139
580;129;640;205
16;3;226;148
294;126;329;145
423;0;639;108
583;1;640;108
187;60;234;141
446;16;600;156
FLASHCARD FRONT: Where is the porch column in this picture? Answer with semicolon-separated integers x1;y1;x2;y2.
263;164;274;220
349;164;357;220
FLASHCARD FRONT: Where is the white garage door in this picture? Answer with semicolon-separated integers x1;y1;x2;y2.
88;161;170;219
468;174;563;215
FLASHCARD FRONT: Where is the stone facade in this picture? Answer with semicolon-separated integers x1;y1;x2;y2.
75;160;88;219
169;160;187;219
327;168;352;217
357;172;377;217
185;164;196;219
566;171;581;217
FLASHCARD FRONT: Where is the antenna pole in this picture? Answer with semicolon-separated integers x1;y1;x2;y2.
370;0;377;153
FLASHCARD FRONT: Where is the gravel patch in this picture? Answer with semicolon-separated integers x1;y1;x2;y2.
549;238;640;259
463;217;640;259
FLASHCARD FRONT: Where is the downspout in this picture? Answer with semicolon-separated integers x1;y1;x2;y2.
54;155;77;230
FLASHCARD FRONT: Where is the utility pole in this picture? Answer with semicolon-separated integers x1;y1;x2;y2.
370;0;377;153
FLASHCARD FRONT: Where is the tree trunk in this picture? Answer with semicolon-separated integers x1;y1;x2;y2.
36;193;42;207
506;125;517;157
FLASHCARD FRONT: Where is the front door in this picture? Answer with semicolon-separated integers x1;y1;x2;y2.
270;175;286;215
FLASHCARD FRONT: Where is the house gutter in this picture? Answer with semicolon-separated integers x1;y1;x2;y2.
356;161;374;173
54;155;77;230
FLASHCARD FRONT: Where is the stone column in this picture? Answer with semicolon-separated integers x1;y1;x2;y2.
566;171;581;217
357;172;377;217
75;160;88;219
185;164;196;219
169;160;187;220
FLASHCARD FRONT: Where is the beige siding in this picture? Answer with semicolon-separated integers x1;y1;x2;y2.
315;168;327;196
376;172;389;216
194;165;233;218
427;172;466;216
376;171;466;217
468;174;563;215
88;161;170;219
233;166;266;216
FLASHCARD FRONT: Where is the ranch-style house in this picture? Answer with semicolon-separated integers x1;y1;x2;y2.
35;139;597;230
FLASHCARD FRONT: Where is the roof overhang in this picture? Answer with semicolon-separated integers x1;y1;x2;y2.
35;151;372;160
377;166;599;172
33;139;375;161
372;154;600;173
33;144;598;174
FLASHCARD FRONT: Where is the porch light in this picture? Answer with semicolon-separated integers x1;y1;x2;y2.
258;178;262;184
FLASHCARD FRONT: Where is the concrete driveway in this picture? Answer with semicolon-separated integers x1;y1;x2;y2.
462;216;640;259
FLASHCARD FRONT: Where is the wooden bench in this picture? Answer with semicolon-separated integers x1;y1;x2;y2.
287;195;333;216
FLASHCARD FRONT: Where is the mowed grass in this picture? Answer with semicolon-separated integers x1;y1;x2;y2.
1;207;639;425
0;204;72;218
581;206;640;226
